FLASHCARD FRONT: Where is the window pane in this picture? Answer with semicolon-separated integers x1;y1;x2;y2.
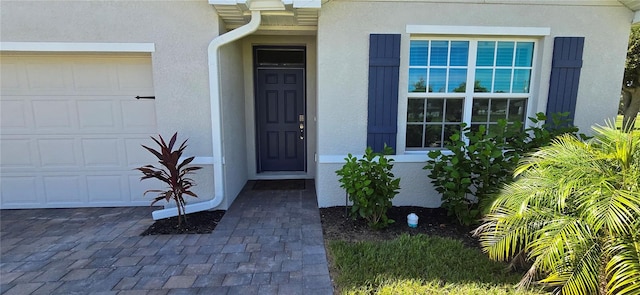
426;99;444;122
409;68;428;92
515;42;534;67
425;125;443;148
490;99;507;122
410;40;429;66
430;68;446;93
443;124;460;146
450;41;469;66
475;69;493;93
430;41;449;66
512;69;531;93
496;41;515;66
445;99;463;122
406;125;424;148
477;41;495;66
448;69;467;92
407;98;425;122
494;69;512;93
508;99;526;122
472;98;489;122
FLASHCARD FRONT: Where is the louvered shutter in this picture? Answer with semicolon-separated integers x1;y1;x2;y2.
546;37;585;124
367;34;401;153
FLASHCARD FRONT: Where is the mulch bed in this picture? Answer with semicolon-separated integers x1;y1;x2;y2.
140;210;226;235
319;206;479;248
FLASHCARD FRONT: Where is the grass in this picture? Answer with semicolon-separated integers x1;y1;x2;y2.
328;234;548;294
616;114;640;130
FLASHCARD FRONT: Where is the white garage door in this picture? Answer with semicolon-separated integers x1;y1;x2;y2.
1;54;159;209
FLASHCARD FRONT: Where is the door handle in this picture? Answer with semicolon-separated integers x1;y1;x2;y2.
299;114;305;140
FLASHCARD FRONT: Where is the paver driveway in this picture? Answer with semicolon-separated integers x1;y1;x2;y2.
0;180;332;294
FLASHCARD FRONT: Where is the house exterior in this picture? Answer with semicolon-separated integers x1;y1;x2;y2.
1;0;638;214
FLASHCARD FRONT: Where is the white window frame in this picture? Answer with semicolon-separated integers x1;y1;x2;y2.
400;26;549;154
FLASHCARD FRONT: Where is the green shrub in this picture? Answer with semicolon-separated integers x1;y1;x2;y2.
475;125;640;294
424;112;580;225
336;146;400;229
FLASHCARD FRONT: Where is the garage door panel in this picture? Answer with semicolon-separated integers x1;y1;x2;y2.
1;139;34;167
32;99;74;129
37;138;79;167
1;54;157;208
77;99;118;129
117;62;154;91
25;61;73;92
1;176;39;205
43;176;84;203
72;61;117;91
0;62;21;91
81;138;121;167
87;175;124;202
0;99;29;129
124;137;158;167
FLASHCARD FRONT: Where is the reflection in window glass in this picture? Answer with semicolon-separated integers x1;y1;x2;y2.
406;125;424;148
496;42;515;66
406;98;464;149
475;69;493;92
407;99;425;122
430;41;449;66
471;98;528;133
406;38;534;149
409;68;427;92
448;69;467;92
410;40;429;66
512;69;531;93
450;41;469;66
477;41;495;67
430;68;446;93
426;100;444;122
508;99;526;122
515;42;534;67
490;99;507;122
445;99;463;122
425;125;443;148
494;69;512;93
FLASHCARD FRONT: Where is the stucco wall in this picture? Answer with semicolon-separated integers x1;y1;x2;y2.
315;1;633;207
0;0;220;203
220;40;249;208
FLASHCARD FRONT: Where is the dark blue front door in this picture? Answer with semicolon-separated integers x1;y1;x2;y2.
256;68;305;172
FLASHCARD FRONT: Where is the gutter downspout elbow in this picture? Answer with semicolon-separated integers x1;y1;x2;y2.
152;11;262;220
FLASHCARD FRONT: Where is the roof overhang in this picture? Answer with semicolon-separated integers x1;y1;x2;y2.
618;0;640;23
210;0;321;34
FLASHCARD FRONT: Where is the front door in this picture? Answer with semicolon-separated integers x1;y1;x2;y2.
255;68;306;172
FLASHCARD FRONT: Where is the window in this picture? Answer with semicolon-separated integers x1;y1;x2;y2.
406;38;535;149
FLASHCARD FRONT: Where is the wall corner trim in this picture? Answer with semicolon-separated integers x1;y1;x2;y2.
406;25;551;36
0;42;155;52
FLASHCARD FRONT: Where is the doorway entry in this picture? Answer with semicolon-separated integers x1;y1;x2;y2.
254;47;306;172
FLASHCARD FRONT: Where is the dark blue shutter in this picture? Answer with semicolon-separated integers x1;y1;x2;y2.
546;37;584;124
367;34;401;153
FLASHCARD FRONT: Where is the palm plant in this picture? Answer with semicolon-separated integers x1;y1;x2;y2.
474;125;640;294
136;133;201;226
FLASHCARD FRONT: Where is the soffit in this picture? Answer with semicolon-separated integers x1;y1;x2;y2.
210;0;321;33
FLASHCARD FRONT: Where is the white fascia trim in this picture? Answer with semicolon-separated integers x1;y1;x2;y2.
0;42;155;52
318;153;429;164
634;10;640;23
406;25;551;36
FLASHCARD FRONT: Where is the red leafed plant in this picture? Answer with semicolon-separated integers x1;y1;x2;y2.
136;133;201;226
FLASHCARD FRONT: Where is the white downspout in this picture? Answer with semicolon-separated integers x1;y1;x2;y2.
152;11;262;220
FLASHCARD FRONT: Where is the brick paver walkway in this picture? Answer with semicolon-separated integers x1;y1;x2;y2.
0;180;333;294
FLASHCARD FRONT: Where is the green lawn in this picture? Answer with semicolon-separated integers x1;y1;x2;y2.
616;114;640;130
328;234;548;295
